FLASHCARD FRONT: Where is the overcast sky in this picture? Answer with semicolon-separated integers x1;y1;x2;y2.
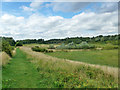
0;2;118;40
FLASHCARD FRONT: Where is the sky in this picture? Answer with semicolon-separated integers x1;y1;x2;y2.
0;2;118;40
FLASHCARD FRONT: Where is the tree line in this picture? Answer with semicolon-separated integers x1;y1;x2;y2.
16;34;120;45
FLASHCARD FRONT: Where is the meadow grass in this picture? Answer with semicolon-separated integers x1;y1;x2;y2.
2;48;41;88
46;49;118;67
0;52;11;67
20;47;118;88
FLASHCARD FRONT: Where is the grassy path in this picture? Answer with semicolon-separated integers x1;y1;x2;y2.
2;48;40;88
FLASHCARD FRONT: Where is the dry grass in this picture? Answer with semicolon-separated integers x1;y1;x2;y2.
20;46;118;79
0;52;11;66
0;48;16;66
24;44;59;48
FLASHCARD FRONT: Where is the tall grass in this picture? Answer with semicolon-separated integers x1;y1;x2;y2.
46;50;118;67
20;46;118;88
0;52;11;67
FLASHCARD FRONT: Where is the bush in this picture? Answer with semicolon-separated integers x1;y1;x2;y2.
31;46;53;53
2;41;13;57
103;45;118;50
48;44;55;49
56;43;66;49
15;42;23;46
56;42;95;49
79;41;89;49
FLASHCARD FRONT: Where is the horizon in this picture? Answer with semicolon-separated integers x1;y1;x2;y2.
0;2;118;40
1;34;119;41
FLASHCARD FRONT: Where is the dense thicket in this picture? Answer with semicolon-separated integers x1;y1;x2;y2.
17;34;120;45
2;37;16;46
0;37;15;57
2;40;13;57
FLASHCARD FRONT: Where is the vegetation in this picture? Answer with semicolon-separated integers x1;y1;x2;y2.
1;34;119;88
15;41;23;46
0;37;16;57
16;34;120;45
20;47;118;88
46;50;118;67
2;40;13;57
56;42;95;49
48;44;55;49
0;52;11;67
2;49;41;88
32;46;53;53
1;37;15;46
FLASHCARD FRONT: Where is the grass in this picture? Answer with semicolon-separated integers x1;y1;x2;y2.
91;43;118;50
20;47;118;88
46;49;118;67
0;52;11;66
2;48;41;88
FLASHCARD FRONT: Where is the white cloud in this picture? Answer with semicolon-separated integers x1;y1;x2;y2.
21;2;43;12
0;11;118;40
20;6;34;12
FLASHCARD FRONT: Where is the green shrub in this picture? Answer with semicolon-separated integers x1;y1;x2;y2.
103;45;118;50
2;41;13;57
48;44;55;49
56;42;95;49
31;46;52;53
15;42;23;46
56;43;66;49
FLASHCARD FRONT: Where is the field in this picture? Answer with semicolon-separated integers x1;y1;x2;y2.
1;42;119;88
2;47;118;88
46;49;118;67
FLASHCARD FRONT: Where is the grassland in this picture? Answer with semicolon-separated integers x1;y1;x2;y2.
2;48;41;88
46;49;118;67
2;46;118;88
20;46;118;88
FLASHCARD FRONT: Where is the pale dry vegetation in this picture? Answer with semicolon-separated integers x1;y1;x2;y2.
0;52;11;66
0;48;16;66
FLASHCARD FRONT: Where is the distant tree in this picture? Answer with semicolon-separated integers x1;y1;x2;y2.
15;42;23;46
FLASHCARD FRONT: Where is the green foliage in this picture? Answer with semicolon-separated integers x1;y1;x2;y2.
46;50;118;67
32;46;53;53
15;42;23;46
48;44;55;49
2;40;13;57
79;42;95;49
2;79;16;88
56;42;95;49
13;34;120;45
32;58;118;88
103;45;118;50
2;37;16;46
56;43;66;49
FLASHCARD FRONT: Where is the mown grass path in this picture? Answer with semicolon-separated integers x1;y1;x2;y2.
2;48;40;88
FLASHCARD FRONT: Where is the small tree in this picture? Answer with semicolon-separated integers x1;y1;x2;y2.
15;42;23;47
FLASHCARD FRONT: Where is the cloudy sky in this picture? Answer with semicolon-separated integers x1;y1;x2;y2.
0;2;118;40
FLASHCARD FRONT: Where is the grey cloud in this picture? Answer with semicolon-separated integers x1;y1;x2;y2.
95;2;118;13
51;2;91;13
